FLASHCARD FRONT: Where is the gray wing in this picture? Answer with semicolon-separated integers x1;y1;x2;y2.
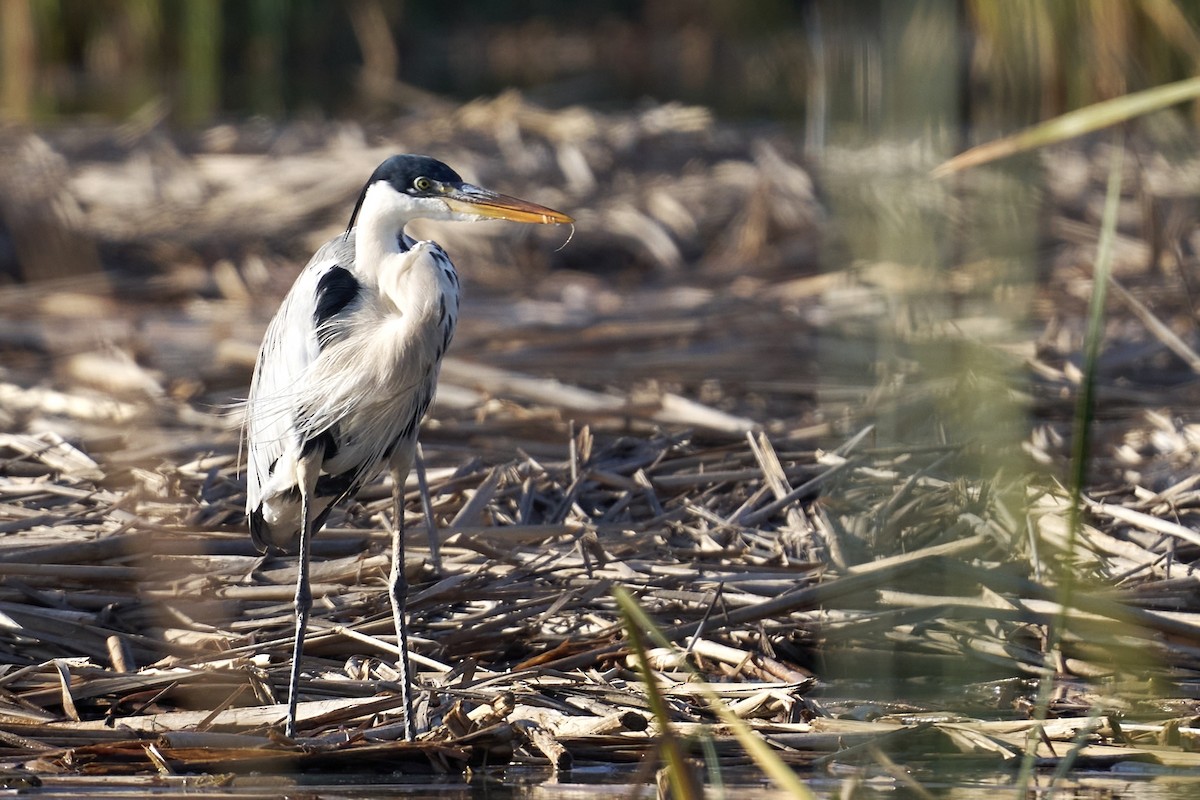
244;232;357;513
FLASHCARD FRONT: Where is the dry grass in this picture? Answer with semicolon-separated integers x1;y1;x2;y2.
1;96;1200;788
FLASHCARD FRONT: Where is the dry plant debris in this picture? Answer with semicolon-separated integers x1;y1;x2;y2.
1;418;1199;781
0;97;1199;788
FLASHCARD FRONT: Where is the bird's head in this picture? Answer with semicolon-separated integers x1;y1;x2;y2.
345;154;573;235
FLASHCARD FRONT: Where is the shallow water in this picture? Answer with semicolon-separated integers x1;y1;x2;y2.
14;767;1200;800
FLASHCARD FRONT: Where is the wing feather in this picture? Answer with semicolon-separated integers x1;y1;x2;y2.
245;233;356;513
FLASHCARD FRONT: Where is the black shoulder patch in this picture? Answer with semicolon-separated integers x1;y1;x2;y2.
313;266;360;348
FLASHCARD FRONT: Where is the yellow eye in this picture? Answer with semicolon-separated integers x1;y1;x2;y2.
414;177;432;192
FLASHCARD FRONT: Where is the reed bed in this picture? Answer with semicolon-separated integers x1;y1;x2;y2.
1;96;1200;790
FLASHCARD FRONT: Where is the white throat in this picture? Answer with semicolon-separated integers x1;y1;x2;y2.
352;184;426;282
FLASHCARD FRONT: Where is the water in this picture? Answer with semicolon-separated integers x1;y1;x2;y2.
15;768;1200;799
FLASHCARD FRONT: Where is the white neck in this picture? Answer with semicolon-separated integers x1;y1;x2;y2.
352;184;419;282
351;182;465;282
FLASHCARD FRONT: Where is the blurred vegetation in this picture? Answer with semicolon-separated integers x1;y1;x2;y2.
2;0;1200;130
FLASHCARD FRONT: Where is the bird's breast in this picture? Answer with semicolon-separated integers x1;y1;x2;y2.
376;243;459;324
359;242;460;379
300;242;458;481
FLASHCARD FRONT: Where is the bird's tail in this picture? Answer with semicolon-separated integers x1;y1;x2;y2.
249;488;344;555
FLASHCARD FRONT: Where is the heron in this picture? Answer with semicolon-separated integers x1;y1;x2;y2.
244;154;572;739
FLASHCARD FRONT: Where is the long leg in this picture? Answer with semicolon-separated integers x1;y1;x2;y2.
389;465;416;741
286;451;321;738
414;444;442;574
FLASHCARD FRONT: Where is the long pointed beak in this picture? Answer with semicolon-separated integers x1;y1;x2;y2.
443;183;573;224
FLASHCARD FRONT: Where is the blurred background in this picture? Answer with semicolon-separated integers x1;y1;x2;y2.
3;0;1200;540
4;1;1200;130
3;0;1200;750
1;1;1200;543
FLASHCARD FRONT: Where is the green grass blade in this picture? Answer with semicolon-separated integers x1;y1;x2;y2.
614;586;818;800
617;589;703;800
933;76;1200;176
1013;132;1125;799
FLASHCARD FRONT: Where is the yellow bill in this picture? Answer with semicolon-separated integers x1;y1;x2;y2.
443;184;573;225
